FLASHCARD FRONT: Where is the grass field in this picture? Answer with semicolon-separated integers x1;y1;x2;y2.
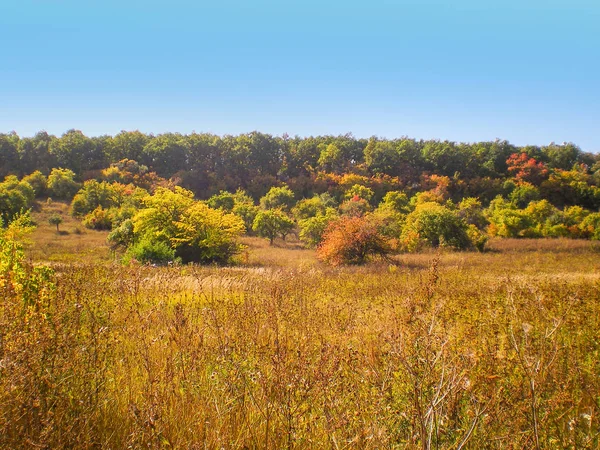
25;200;114;264
2;203;599;449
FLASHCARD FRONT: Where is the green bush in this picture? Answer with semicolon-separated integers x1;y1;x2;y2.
125;235;176;264
47;168;80;200
401;202;471;251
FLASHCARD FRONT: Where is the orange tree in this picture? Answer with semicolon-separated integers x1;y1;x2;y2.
317;215;390;265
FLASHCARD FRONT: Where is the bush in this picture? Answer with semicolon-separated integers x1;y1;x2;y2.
298;208;338;248
401;202;471;251
259;185;295;211
107;219;134;248
82;207;113;230
47;168;80;200
317;215;390;265
22;171;47;197
252;209;295;245
125;235;176;264
128;188;245;264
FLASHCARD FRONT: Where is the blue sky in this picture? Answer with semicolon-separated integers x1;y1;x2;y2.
1;0;598;151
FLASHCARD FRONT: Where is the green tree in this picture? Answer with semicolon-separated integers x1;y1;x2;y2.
298;208;338;247
50;129;102;173
364;139;401;175
207;190;236;212
22;171;47;197
292;195;330;220
401;202;471;251
317;143;343;172
142;133;188;177
378;191;411;214
47;168;80;200
260;185;295;211
48;213;63;232
252;209;295;245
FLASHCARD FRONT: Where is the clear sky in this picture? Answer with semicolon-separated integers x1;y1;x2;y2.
1;0;598;152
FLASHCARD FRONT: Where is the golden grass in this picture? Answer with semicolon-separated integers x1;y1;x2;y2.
2;211;600;448
24;200;115;264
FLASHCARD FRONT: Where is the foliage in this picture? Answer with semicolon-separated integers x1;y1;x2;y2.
82;206;113;230
506;152;549;184
125;234;176;264
401;202;472;251
170;202;245;264
317;143;343;172
457;197;488;229
317;215;390;265
0;177;34;226
48;213;63;231
509;182;540;208
128;187;244;264
259;185;295;211
0;212;55;306
108;218;135;248
379;190;410;213
291;195;328;220
252;209;295;245
339;196;371;217
47;168;80;199
22;170;48;197
485;197;533;238
579;213;600;240
298;208;339;248
343;184;374;202
207;190;236;212
71;180;117;216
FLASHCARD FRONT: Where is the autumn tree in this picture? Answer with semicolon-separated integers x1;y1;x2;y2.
506;153;549;185
252;209;295;245
317;215;390;265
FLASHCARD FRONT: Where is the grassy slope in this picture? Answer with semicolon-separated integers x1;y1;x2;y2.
25;200;114;264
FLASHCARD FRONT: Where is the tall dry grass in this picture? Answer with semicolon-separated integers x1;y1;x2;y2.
2;238;599;449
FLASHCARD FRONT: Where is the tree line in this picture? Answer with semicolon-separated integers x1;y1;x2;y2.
2;130;600;265
1;130;599;203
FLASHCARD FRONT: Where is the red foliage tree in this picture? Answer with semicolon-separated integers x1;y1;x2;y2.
506;153;549;185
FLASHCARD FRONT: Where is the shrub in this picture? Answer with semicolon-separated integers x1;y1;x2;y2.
47;168;80;199
107;219;134;248
128;188;245;264
125;235;176;264
22;171;47;197
401;202;471;251
317;215;390;265
170;202;245;264
252;209;295;245
298;208;338;248
82;207;113;230
259;185;295;211
48;213;63;232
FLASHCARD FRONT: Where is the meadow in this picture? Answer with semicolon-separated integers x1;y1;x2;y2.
0;202;598;449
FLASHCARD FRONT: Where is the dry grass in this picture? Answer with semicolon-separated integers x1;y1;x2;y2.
2;214;600;449
24;200;114;264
